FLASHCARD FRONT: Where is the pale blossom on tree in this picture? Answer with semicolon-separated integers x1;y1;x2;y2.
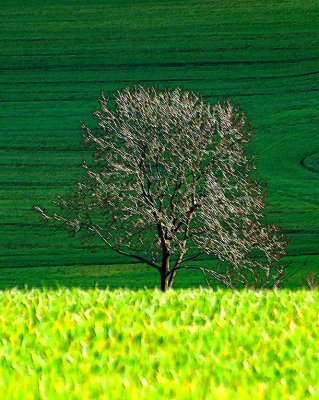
35;86;287;291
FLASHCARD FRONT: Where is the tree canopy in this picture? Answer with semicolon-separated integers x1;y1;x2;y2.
35;86;287;290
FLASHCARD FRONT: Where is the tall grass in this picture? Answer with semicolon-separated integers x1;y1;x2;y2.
1;288;318;399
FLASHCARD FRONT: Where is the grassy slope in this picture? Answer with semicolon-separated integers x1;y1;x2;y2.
1;288;319;399
1;0;319;287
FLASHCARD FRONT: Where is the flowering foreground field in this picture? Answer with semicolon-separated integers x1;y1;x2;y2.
1;289;318;399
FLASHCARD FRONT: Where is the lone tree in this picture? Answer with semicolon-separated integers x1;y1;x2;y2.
35;86;286;291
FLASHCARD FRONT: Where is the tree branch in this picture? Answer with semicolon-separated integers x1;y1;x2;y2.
35;206;161;271
171;265;236;289
89;225;161;271
180;252;203;264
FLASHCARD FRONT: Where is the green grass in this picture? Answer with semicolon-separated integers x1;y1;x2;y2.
0;255;317;290
1;288;319;399
1;0;319;284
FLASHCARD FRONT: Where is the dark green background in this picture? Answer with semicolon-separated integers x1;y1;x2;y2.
1;0;318;288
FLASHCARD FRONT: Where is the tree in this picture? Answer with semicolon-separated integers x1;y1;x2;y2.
35;86;287;291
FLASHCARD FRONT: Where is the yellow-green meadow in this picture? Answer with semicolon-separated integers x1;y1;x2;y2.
1;288;318;399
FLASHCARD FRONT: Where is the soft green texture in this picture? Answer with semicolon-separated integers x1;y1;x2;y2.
1;288;319;399
1;1;318;285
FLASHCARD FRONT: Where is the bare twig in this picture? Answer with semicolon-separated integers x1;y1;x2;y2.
34;86;287;291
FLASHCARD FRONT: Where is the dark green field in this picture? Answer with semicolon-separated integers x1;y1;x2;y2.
1;0;318;289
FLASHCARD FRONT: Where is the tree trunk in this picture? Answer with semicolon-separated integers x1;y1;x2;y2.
160;269;169;292
168;269;177;288
160;253;170;292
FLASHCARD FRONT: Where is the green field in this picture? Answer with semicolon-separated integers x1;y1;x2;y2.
1;1;319;288
1;288;319;399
